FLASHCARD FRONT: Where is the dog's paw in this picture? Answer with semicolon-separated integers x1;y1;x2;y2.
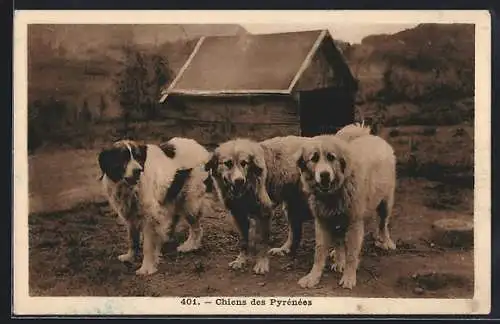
339;272;357;289
281;260;298;271
375;238;396;250
118;252;135;263
331;261;345;273
328;249;345;273
154;254;163;266
229;256;247;270
253;257;270;275
268;247;290;256
135;263;158;276
155;249;163;258
298;273;321;289
177;241;199;253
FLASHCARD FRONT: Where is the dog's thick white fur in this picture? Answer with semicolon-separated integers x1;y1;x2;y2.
259;136;317;256
166;137;211;169
333;121;372;142
267;122;373;258
295;125;397;289
100;137;211;276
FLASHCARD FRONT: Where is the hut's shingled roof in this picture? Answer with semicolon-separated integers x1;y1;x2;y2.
160;29;354;100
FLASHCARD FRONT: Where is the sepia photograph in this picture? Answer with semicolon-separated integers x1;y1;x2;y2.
13;10;491;315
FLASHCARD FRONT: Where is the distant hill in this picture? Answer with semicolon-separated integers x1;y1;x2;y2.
29;24;248;61
28;24;248;120
347;23;474;84
342;23;474;125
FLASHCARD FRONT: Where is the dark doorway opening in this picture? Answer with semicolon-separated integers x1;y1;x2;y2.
298;87;354;137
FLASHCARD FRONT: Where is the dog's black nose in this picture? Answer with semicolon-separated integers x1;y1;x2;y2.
233;178;245;189
319;171;331;184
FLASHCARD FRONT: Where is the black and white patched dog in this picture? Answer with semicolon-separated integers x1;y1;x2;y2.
98;137;211;275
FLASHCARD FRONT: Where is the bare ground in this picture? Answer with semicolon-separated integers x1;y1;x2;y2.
25;22;476;300
28;148;105;214
28;137;474;298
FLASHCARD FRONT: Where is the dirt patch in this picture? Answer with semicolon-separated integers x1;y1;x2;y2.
397;272;473;297
28;177;474;298
28;149;105;214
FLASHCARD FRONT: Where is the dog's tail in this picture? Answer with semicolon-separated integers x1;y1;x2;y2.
335;121;372;142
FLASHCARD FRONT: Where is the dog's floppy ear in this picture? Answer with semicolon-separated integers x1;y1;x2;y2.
294;147;307;172
249;146;273;209
98;148;123;182
339;156;347;173
136;144;148;165
204;153;218;173
248;154;264;177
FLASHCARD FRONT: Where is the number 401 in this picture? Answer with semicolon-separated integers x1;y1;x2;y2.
181;298;200;306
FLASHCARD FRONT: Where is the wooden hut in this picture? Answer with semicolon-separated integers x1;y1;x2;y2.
159;29;358;146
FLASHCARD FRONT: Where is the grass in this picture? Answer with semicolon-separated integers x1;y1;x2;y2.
27;124;475;298
380;125;474;188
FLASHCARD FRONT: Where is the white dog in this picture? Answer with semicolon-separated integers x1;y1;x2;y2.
295;126;397;289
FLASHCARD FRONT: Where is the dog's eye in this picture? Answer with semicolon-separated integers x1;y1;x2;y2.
311;152;320;163
326;153;336;162
224;160;233;169
240;160;248;168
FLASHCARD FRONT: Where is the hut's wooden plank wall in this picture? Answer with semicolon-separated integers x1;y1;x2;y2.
158;97;301;146
160;99;299;124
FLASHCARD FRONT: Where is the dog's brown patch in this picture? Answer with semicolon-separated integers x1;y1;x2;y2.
164;168;192;203
98;146;129;183
160;142;176;159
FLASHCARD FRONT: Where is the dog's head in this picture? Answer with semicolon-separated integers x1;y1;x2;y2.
295;137;350;195
204;139;265;199
98;140;147;185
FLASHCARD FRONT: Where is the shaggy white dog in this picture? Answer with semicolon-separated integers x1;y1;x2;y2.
267;122;373;256
295;126;397;289
99;137;211;275
334;121;372;142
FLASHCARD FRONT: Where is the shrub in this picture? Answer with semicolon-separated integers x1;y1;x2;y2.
28;98;71;152
397;158;473;189
114;45;171;130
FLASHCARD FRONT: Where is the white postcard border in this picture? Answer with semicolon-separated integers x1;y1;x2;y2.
13;9;492;315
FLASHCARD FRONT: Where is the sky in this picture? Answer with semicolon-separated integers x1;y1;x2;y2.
242;23;419;44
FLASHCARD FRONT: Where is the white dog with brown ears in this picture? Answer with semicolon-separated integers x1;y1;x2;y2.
98;137;211;275
294;123;397;289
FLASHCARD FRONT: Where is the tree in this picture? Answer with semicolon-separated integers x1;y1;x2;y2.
114;45;145;134
28;97;70;151
113;45;171;135
378;64;395;104
143;54;170;120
